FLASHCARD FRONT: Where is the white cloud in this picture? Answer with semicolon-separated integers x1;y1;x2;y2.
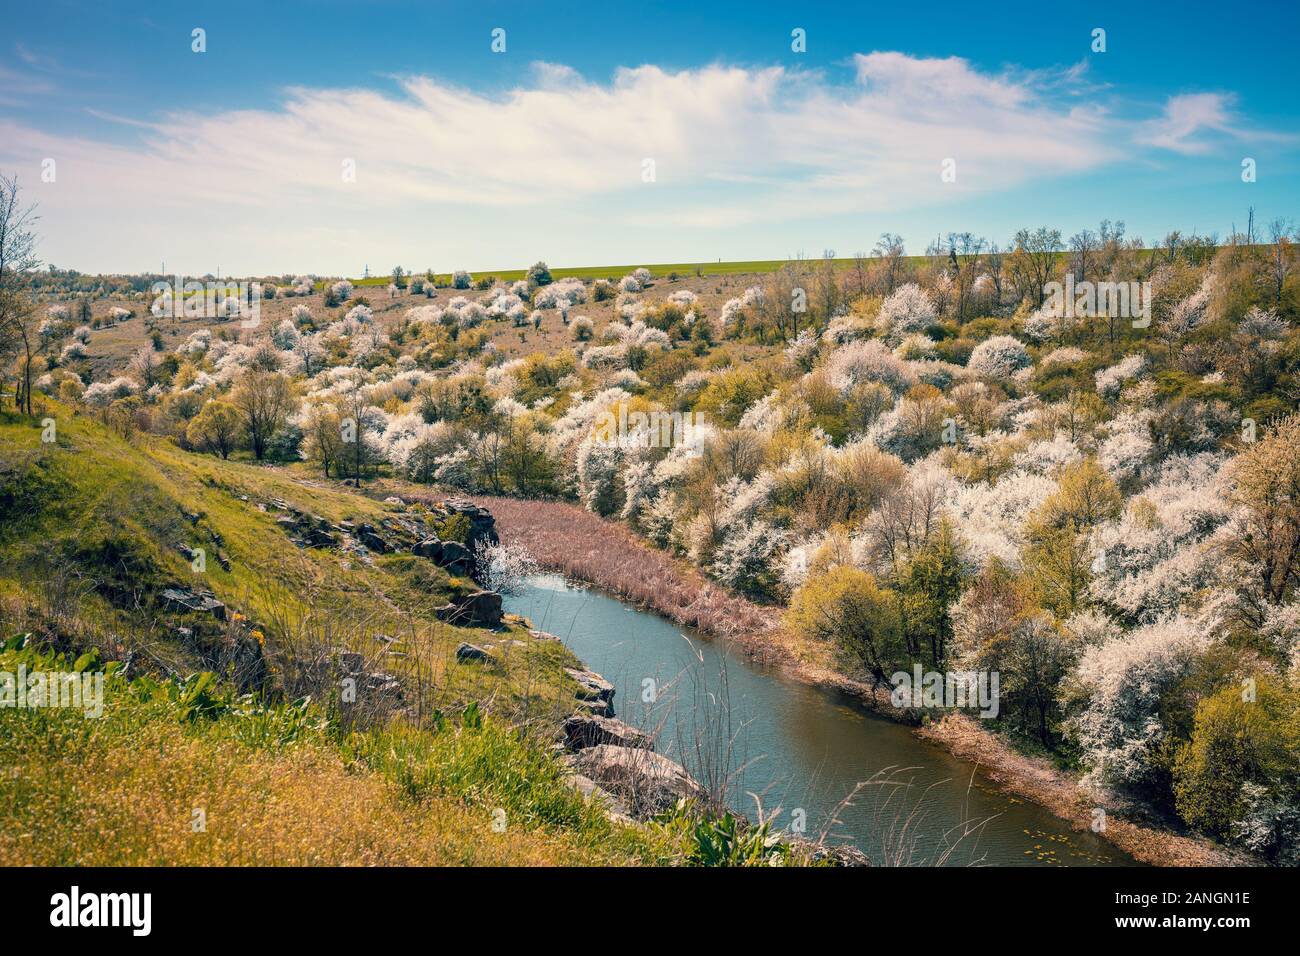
0;52;1233;273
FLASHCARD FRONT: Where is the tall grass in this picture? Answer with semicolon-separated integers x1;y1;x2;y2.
0;640;677;866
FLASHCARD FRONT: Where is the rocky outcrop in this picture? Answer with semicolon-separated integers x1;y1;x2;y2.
440;498;498;553
566;667;615;704
575;697;615;718
572;744;704;819
563;713;652;751
414;538;475;576
795;841;872;867
567;773;634;824
435;590;503;628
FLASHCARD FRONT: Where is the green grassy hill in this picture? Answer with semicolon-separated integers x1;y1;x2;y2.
0;404;576;712
0;406;680;865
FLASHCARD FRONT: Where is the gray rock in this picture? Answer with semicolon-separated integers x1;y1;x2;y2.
565;667;615;704
362;672;403;700
455;642;493;663
436;590;503;628
414;538;474;575
572;745;704;818
160;587;226;620
563;713;653;751
575;697;615;718
357;526;391;553
435;541;474;571
412;537;442;558
440;498;499;553
566;772;633;823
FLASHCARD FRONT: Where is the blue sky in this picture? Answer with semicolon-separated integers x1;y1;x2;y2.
2;0;1297;275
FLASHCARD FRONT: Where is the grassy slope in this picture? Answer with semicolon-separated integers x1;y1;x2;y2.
0;405;588;718
0;407;677;865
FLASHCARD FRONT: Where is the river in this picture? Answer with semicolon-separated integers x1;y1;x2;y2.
505;572;1136;866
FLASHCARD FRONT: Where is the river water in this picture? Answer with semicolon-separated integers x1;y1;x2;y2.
505;573;1136;867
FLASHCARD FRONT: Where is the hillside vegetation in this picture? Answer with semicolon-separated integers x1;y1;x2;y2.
12;224;1300;865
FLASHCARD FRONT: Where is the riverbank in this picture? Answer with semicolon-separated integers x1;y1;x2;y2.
469;493;1255;869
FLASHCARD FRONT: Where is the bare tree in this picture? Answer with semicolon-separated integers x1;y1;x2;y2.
984;242;1004;307
1098;219;1127;276
850;250;869;300
1068;228;1098;282
755;263;805;343
947;232;986;321
1268;218;1294;306
813;249;841;323
873;233;906;294
1009;227;1062;305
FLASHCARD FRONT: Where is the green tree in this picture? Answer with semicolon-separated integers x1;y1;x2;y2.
787;566;904;687
527;261;553;286
898;517;967;666
1173;678;1300;850
1023;459;1121;617
231;369;293;461
186;400;242;459
1229;413;1300;611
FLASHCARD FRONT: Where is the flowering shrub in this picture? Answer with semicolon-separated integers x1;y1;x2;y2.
877;283;935;343
966;335;1029;380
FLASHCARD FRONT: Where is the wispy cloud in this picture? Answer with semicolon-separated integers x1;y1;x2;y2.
14;42;61;72
1136;92;1240;154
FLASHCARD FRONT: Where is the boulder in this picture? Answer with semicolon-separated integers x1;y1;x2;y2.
357;526;391;553
436;590;503;628
362;672;403;700
563;713;653;751
415;538;475;575
455;642;494;663
412;537;441;558
305;528;337;548
435;541;475;574
572;745;704;818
